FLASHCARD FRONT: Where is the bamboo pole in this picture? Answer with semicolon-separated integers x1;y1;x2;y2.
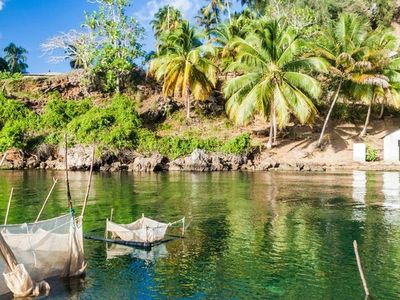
64;133;73;210
35;178;58;223
80;146;95;218
4;188;13;225
353;240;370;297
0;151;7;168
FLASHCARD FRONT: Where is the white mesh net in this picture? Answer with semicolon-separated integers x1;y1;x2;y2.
107;216;169;243
0;213;86;296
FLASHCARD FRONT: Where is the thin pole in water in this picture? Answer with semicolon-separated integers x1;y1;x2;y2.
353;240;370;297
64;133;73;210
35;177;58;223
4;188;13;225
0;150;8;168
80;146;95;218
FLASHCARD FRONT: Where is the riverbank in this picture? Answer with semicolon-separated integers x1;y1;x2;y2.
1;146;399;172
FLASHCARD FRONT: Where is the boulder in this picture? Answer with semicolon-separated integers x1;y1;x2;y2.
129;153;168;172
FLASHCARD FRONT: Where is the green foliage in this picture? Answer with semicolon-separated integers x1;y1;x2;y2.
366;146;378;162
138;130;252;158
67;94;142;148
41;94;92;128
0;71;22;80
0;94;37;151
221;133;251;154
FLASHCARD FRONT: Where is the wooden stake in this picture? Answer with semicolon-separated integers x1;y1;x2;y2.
35;178;58;223
0;150;7;168
354;240;370;297
4;188;13;225
110;208;114;222
80;146;95;218
64;133;73;210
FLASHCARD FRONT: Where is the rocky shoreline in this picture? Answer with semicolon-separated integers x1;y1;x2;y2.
1;146;400;173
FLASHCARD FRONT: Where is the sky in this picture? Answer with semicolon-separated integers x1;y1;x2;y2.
0;0;204;73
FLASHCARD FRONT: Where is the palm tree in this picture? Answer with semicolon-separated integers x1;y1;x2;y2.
314;14;387;146
149;21;217;119
0;57;8;72
151;5;182;38
352;29;400;136
224;18;325;148
196;5;220;38
3;43;28;73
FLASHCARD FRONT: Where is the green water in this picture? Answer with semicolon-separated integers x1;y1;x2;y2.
1;170;400;299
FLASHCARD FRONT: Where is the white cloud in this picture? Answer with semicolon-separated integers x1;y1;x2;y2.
135;0;200;23
0;1;4;11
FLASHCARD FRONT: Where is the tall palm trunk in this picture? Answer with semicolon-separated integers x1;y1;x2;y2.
317;80;343;147
267;113;273;149
360;95;374;137
225;0;232;24
378;98;385;119
185;85;191;119
272;108;277;145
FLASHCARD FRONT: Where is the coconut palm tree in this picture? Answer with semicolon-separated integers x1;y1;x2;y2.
0;58;8;72
149;21;217;119
3;43;28;73
151;5;182;38
314;14;388;146
352;29;400;136
224;18;325;148
196;5;220;38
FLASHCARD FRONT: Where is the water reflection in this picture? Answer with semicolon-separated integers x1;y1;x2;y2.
352;171;367;204
382;172;400;209
106;243;169;262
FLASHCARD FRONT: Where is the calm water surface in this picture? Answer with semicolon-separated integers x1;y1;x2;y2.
0;170;400;300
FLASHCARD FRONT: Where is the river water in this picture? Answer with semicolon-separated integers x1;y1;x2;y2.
0;170;400;299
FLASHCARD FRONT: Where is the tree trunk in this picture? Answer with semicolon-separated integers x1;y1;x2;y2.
317;80;343;147
272;108;277;145
378;100;385;119
267;113;273;149
225;0;232;24
360;96;374;137
185;86;190;119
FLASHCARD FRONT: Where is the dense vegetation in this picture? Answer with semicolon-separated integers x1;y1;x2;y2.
1;0;400;158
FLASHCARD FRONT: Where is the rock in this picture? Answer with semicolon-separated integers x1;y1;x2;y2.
1;149;25;169
187;149;211;171
60;145;95;170
130;153;168;172
26;156;40;169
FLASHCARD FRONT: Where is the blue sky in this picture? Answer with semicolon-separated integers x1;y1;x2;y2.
0;0;207;72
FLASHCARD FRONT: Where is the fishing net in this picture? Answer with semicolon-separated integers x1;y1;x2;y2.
106;216;169;243
0;213;86;296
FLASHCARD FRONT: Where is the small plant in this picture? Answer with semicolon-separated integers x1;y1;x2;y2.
366;146;378;162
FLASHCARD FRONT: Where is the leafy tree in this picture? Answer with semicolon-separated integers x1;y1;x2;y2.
224;18;324;148
314;14;390;146
3;43;28;73
84;0;145;92
149;21;217;119
151;5;182;38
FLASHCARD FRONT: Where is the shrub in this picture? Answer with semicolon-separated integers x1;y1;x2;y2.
366;146;379;162
0;72;22;81
41;94;92;129
67;94;142;148
0;94;38;151
138;131;252;158
221;133;251;154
